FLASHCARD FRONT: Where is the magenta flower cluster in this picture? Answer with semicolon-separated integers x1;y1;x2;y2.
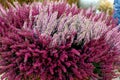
0;1;120;80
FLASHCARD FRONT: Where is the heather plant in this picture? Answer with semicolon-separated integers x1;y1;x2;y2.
0;1;119;80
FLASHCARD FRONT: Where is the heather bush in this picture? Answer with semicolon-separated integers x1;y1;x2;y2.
0;1;119;80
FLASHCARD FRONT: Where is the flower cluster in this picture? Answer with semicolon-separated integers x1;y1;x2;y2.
0;1;119;80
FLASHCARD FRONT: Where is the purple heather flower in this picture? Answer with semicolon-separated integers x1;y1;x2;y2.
0;1;119;80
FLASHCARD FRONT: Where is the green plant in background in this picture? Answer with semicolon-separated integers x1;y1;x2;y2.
66;0;78;5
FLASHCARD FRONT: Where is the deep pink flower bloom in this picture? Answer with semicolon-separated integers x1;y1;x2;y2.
0;1;119;80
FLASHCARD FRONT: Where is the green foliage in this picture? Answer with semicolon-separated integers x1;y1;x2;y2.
93;62;102;76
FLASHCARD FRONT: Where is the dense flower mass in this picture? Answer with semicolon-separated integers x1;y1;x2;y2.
0;1;120;80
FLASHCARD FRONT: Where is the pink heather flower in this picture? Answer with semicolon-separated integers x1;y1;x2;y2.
0;1;119;80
